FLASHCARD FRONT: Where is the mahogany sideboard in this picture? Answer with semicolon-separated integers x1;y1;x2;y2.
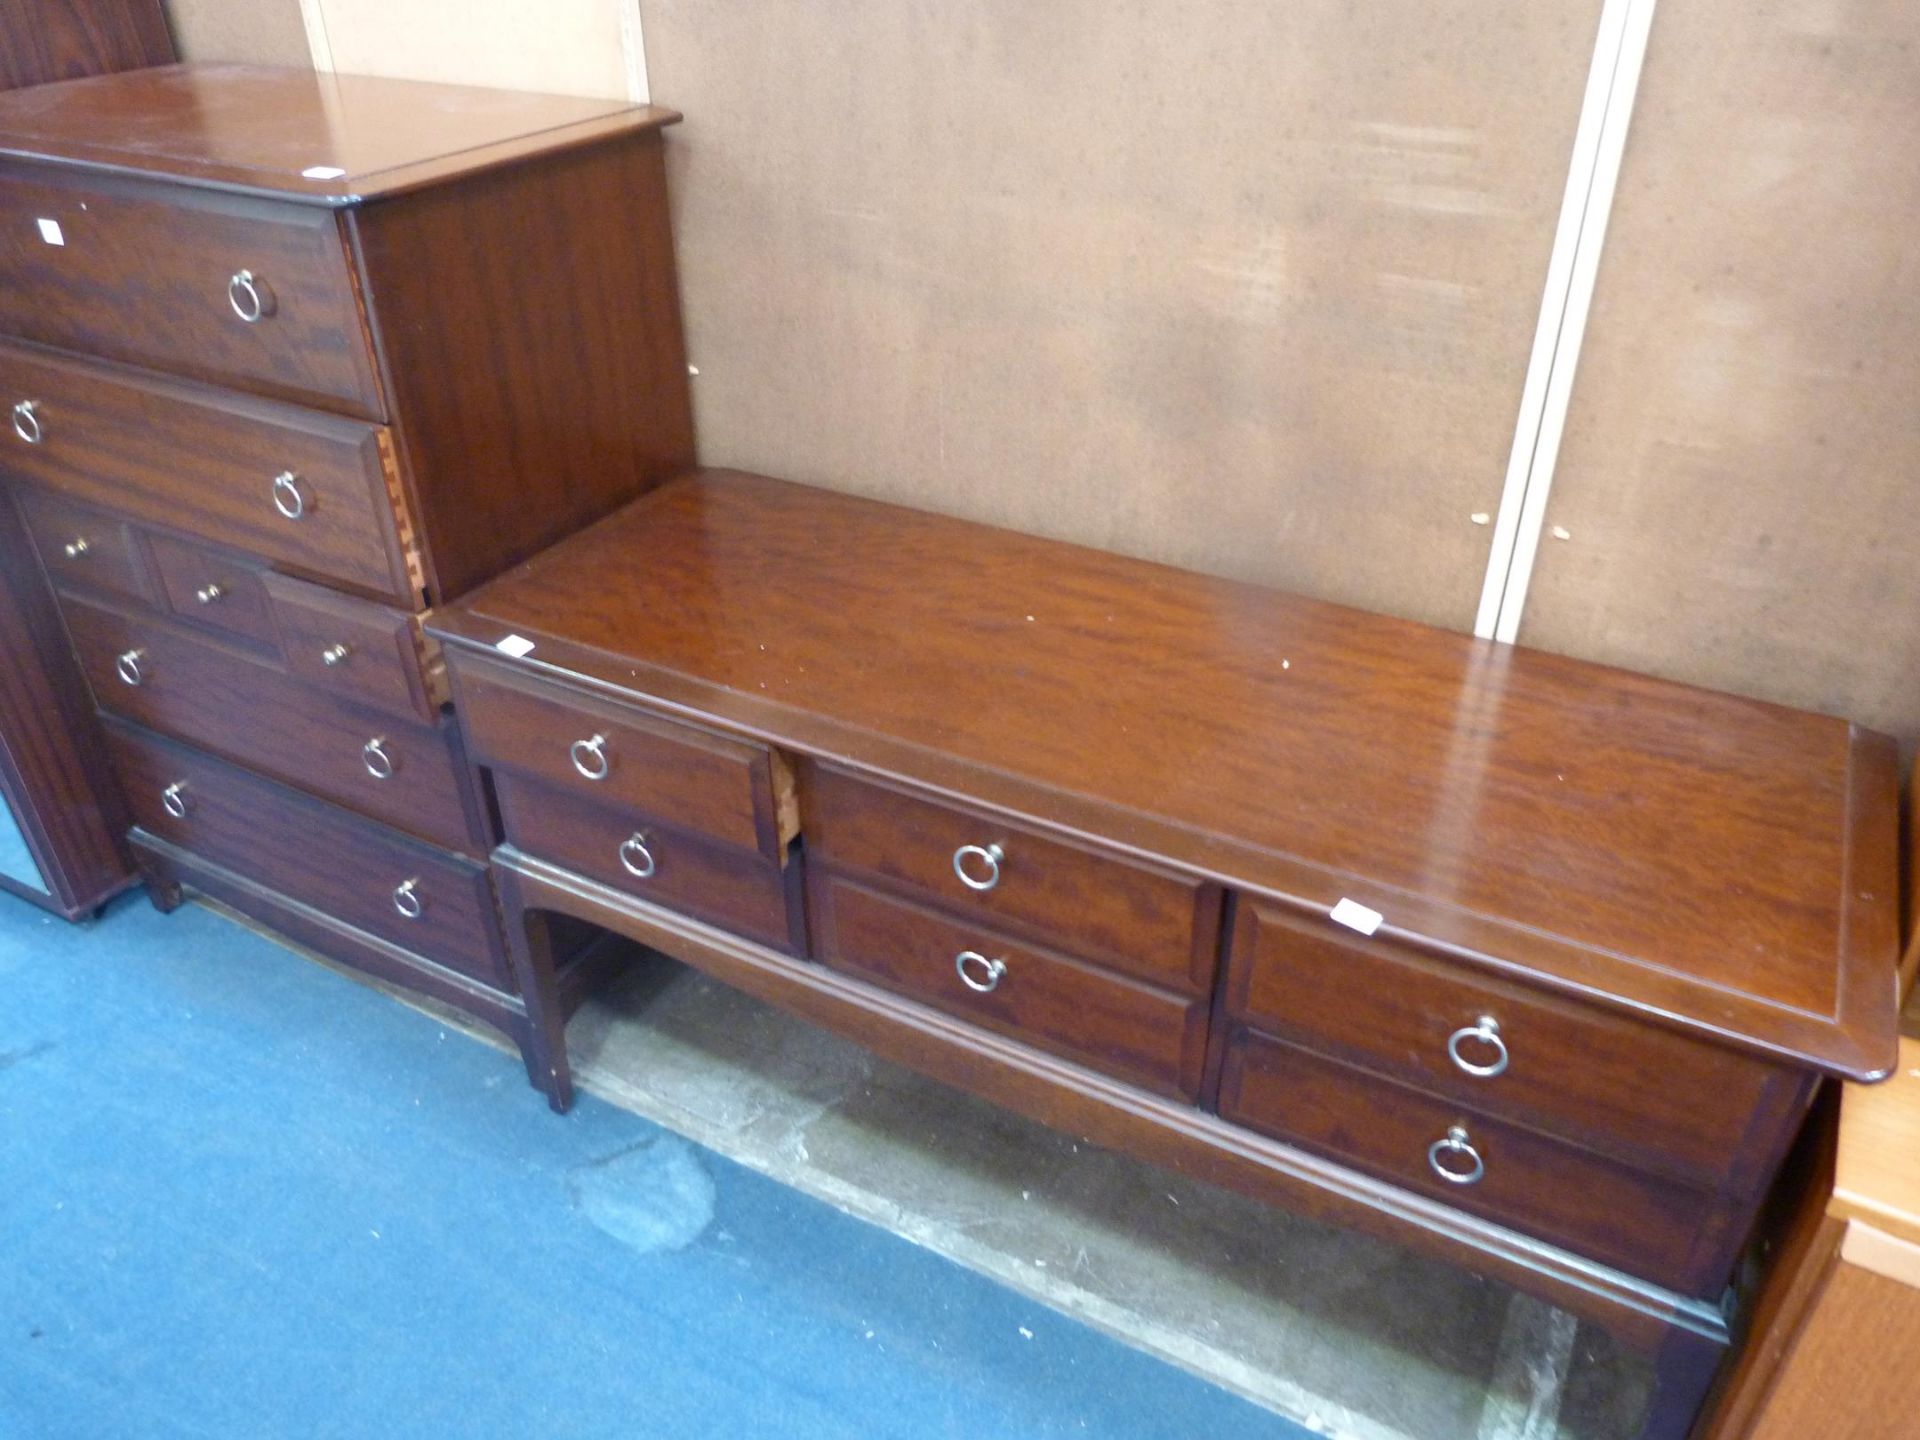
428;469;1901;1440
0;65;692;1038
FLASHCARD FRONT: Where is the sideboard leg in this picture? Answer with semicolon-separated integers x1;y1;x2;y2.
1640;1324;1729;1440
502;898;576;1114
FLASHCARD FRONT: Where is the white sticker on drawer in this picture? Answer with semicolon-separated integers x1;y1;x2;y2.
1328;898;1383;936
495;634;537;658
35;218;64;246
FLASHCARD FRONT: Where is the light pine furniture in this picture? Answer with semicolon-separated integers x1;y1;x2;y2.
0;64;692;1058
428;469;1903;1440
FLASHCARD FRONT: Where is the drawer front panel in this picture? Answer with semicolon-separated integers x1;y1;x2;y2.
1227;899;1789;1193
108;722;509;990
263;570;441;722
803;765;1219;992
65;595;483;855
0;341;411;602
0;166;383;416
494;773;797;952
144;531;279;650
809;869;1208;1098
456;659;790;860
1219;1032;1729;1293
13;486;149;603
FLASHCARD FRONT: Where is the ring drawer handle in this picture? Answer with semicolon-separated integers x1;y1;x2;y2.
228;269;274;323
11;399;42;444
321;643;352;667
160;782;189;819
63;537;90;559
195;584;225;605
955;949;1007;993
1447;1016;1509;1078
1427;1125;1485;1186
393;878;424;919
571;734;610;780
618;832;657;879
271;471;307;520
953;842;1005;892
115;648;146;686
362;737;395;779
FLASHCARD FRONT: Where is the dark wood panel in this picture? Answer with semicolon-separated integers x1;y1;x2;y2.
1218;1029;1744;1295
12;484;150;604
493;771;798;953
454;657;787;860
143;529;278;650
262;570;440;722
434;470;1902;1079
1226;896;1806;1194
63;592;485;855
808;867;1210;1100
0;0;173;93
349;130;693;601
802;760;1220;993
0;340;410;601
108;719;509;989
0;164;383;415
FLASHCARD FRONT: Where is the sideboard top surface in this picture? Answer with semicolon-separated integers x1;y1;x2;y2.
0;63;679;202
433;470;1901;1078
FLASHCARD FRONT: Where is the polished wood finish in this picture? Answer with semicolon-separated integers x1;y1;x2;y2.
0;341;410;600
0;0;172;94
13;484;148;604
108;719;509;989
143;530;278;650
803;761;1221;992
438;470;1901;1081
1226;897;1806;1194
261;571;442;722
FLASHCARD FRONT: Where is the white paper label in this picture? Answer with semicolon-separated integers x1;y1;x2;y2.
301;165;348;181
494;634;536;659
1328;898;1384;936
35;218;63;246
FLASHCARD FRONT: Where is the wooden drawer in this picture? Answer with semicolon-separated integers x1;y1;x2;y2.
13;485;149;603
63;593;484;856
0;340;413;603
263;571;443;722
808;868;1210;1099
0;164;383;417
1218;1031;1736;1293
454;657;795;862
494;772;800;953
107;721;510;991
803;764;1220;993
1226;898;1801;1194
144;531;279;650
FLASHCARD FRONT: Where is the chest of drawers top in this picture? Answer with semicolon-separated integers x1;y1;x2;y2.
432;468;1903;1082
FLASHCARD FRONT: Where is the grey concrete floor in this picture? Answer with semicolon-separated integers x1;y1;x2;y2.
240;906;1657;1440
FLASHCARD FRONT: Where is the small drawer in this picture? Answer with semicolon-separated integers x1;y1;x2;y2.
1218;1032;1731;1293
1225;898;1797;1194
803;764;1220;993
0;339;413;604
63;593;485;856
264;571;444;722
0;164;383;417
808;869;1210;1099
454;656;796;862
108;721;509;991
493;773;800;953
144;531;279;650
12;486;149;603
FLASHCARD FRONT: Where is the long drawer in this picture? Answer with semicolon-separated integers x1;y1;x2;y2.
0;164;384;417
0;341;413;603
1218;1031;1736;1293
808;868;1210;1099
1225;898;1800;1194
64;593;484;856
108;720;510;991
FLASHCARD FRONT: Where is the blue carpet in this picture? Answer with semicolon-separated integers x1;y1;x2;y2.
0;890;1311;1440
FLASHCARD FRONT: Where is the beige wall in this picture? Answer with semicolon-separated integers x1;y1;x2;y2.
166;0;309;67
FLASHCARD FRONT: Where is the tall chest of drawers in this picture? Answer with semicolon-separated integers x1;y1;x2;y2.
0;64;694;1062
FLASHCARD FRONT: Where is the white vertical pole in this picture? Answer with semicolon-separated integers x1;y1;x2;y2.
619;0;652;104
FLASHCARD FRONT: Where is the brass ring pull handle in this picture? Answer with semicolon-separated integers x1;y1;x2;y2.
393;879;424;920
271;471;307;520
11;400;43;444
571;734;610;781
953;842;1005;892
955;949;1007;994
228;270;274;323
116;648;146;686
618;832;657;879
1427;1125;1485;1186
161;782;189;819
1446;1016;1509;1078
362;737;395;780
